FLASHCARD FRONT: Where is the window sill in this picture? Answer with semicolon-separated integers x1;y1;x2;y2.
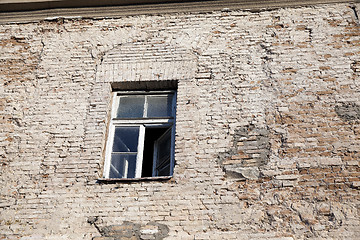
97;176;172;183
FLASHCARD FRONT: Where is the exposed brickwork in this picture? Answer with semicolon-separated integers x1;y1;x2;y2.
0;3;359;240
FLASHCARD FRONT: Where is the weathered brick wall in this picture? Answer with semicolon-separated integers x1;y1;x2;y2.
1;3;359;239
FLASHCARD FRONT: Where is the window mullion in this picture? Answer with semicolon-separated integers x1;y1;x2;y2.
170;125;175;176
104;123;115;178
112;93;120;119
152;139;158;177
144;95;148;118
170;92;176;176
135;125;145;178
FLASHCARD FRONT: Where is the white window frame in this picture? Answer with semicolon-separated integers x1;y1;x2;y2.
103;90;176;179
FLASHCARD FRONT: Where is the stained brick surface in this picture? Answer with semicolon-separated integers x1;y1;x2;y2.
0;3;359;239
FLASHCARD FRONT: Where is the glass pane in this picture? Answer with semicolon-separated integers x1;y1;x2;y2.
112;127;139;152
147;95;173;118
157;130;171;160
117;96;145;118
155;129;172;176
157;163;170;176
109;154;137;178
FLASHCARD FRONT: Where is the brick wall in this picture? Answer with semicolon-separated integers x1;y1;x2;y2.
0;3;359;239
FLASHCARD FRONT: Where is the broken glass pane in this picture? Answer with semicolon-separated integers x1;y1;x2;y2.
110;154;137;178
147;95;173;118
112;127;139;152
117;96;145;118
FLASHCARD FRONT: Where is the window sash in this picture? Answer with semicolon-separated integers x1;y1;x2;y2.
153;128;172;176
113;92;175;119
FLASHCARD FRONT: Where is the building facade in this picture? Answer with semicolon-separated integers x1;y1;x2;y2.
0;0;359;239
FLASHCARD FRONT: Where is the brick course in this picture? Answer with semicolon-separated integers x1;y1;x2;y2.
0;3;359;239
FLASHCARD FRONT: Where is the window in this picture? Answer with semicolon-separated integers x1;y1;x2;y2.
103;91;176;179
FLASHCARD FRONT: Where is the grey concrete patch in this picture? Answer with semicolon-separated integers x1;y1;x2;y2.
90;220;169;240
335;102;360;121
218;125;270;179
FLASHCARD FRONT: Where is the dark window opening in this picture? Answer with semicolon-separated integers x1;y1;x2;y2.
141;127;169;177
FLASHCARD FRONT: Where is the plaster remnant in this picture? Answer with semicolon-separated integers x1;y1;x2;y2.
224;166;260;180
218;125;270;179
335;102;360;121
91;220;169;240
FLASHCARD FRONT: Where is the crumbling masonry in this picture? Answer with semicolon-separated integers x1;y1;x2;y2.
0;1;359;239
